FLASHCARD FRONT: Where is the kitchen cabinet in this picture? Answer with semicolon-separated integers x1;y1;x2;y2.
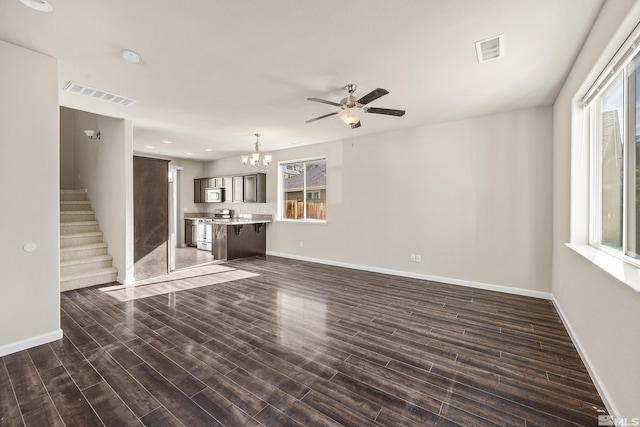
212;221;267;260
193;179;204;203
206;177;224;188
243;174;266;203
195;173;266;203
232;176;244;202
184;219;198;247
223;177;233;202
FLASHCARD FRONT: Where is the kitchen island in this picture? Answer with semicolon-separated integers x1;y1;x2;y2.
211;216;271;260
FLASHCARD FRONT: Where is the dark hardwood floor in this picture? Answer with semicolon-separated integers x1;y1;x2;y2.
1;256;607;426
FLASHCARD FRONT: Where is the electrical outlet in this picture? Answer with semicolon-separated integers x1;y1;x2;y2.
416;254;422;262
299;241;304;248
410;253;416;262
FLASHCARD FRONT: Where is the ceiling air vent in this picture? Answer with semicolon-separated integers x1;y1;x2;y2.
475;34;504;63
63;82;137;106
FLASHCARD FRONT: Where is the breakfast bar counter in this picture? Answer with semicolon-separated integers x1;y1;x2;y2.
211;215;271;260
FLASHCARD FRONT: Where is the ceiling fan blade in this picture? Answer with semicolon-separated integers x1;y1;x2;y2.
307;97;342;107
365;107;406;117
357;88;389;105
351;121;361;129
305;111;339;123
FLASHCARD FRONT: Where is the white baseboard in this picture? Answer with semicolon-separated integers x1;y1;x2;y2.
117;276;136;286
551;297;619;418
266;251;552;300
0;329;63;358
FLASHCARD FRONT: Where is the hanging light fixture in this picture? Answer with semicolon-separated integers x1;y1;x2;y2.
338;107;363;126
241;133;272;168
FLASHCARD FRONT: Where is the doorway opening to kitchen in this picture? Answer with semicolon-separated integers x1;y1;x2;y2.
168;165;215;272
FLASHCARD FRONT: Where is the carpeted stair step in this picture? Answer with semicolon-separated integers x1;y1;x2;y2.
60;242;108;262
60;189;88;202
61;254;113;276
60;267;118;292
60;210;95;223
60;221;100;235
60;231;104;248
60;200;92;211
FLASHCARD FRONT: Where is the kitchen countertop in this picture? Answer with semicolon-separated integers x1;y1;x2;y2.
185;215;272;225
211;218;272;225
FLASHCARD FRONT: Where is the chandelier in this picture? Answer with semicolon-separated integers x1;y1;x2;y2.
241;133;272;167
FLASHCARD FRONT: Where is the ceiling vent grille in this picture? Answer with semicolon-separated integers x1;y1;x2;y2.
63;82;137;106
475;34;505;63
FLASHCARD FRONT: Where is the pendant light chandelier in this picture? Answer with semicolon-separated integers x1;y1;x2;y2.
241;133;272;168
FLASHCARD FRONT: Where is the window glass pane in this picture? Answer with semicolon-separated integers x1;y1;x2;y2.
283;162;304;219
305;160;326;220
600;75;624;250
627;55;640;258
280;158;326;221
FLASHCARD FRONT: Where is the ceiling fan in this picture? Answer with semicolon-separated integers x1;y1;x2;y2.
305;84;406;128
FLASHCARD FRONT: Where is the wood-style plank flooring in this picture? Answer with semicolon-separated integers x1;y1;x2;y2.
0;256;607;426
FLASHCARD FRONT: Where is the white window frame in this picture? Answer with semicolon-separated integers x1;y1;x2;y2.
587;71;627;260
277;156;327;223
572;22;640;292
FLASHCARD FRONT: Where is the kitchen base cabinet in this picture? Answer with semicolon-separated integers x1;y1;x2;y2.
212;222;266;260
184;219;198;247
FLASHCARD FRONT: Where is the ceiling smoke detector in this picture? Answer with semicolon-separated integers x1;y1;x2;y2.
122;49;141;63
475;34;505;63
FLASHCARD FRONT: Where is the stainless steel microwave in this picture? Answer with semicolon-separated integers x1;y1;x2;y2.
204;187;223;203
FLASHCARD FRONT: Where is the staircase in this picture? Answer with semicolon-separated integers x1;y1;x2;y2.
60;190;118;291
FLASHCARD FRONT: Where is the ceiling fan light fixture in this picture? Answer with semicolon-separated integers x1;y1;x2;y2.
338;107;363;126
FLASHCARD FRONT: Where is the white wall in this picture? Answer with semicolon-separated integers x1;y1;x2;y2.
163;156;204;246
59;107;75;189
206;106;553;295
553;0;640;417
70;109;135;285
0;41;62;355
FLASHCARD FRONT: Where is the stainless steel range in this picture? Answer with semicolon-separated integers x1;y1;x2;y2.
213;208;234;222
196;218;213;251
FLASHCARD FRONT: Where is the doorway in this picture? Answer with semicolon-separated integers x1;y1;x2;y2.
168;165;180;272
168;164;215;272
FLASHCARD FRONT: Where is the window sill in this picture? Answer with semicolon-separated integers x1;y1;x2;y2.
565;243;640;292
277;219;327;225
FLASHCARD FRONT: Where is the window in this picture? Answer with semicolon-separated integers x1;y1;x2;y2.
587;44;640;263
279;158;326;221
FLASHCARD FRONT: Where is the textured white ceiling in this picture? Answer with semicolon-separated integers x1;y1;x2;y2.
0;0;603;160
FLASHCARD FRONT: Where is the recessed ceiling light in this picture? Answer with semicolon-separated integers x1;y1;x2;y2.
205;148;213;152
19;0;53;12
186;152;193;156
122;49;141;64
145;145;155;149
162;140;172;144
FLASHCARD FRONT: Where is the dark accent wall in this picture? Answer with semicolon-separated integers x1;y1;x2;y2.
134;156;169;280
